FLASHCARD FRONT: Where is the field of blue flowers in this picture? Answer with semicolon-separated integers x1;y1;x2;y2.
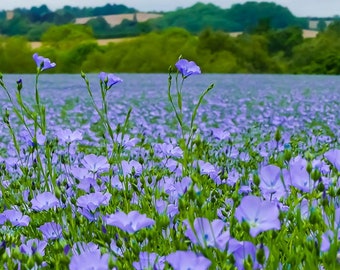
0;54;339;269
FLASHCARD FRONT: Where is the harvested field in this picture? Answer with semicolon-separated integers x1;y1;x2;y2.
74;12;162;27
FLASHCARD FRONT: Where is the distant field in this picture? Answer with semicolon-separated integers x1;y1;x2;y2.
229;29;318;38
74;12;163;27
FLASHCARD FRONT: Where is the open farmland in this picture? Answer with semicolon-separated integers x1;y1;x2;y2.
74;12;163;27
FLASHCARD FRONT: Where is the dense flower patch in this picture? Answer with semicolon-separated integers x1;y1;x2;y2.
0;55;339;269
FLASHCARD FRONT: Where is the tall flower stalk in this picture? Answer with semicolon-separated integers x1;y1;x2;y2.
1;53;57;192
81;71;132;178
168;58;214;175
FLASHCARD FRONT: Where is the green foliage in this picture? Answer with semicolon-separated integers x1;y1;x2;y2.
0;15;31;36
58;41;100;73
267;26;304;57
85;17;112;38
0;37;33;73
0;2;309;41
26;22;53;41
60;3;136;18
291;21;340;74
226;1;308;31
41;24;95;49
1;18;340;74
149;3;232;33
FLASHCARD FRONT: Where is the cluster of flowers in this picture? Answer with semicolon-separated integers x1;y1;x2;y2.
0;53;338;269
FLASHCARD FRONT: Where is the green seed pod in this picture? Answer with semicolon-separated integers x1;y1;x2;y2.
256;244;266;265
310;169;321;181
274;128;281;143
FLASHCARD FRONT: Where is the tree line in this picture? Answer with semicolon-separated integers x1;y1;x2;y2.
1;22;340;74
0;2;311;40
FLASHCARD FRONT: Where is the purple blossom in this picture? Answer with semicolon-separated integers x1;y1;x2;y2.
20;238;48;256
39;222;63;240
226;168;240;186
56;128;83;144
72;242;99;255
133;252;165;270
71;166;92;180
289;157;312;192
259;164;287;199
155;143;183;158
235;195;281;237
77;177;102;193
82;154;110;174
321;230;334;252
166;250;211;270
115;133;139;149
228;239;256;269
210;127;230;140
78;207;101;222
175;59;201;78
31;191;59;211
197;160;221;184
312;158;330;175
99;72;122;89
69;250;109;270
33;53;56;71
2;209;30;226
155;199;179;219
184;217;229;250
121;160;142;177
103;210;155;233
77;192;112;212
0;214;6;225
324;149;340;171
228;239;269;270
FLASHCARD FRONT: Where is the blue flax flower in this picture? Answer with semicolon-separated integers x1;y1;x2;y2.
228;239;269;270
259;164;287;199
133;252;165;270
39;222;62;240
175;59;201;78
289;157;312;192
77;192;112;212
31;191;59;211
82;154;110;174
103;210;155;233
184;217;229;250
69;250;109;270
99;72;123;90
324;149;340;171
1;209;30;227
20;238;48;256
71;242;99;255
166;250;211;270
33;53;56;71
235;195;281;237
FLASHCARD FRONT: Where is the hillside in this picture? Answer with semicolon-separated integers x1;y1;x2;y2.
74;13;162;27
0;1;329;41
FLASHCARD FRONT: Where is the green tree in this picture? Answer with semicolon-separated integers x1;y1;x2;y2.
1;15;31;36
86;17;112;38
0;37;33;73
26;22;52;41
317;20;327;32
226;2;307;31
291;24;340;74
41;24;95;49
59;41;100;73
267;26;304;57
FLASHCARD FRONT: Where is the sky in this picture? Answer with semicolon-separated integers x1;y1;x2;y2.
2;0;339;17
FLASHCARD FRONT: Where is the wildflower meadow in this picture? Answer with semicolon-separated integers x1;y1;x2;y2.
0;53;339;269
